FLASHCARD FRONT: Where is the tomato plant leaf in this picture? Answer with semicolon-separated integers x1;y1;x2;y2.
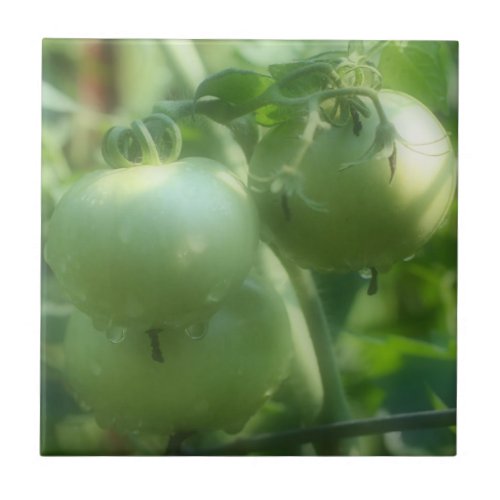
194;68;273;105
378;41;454;115
254;103;302;127
268;61;332;97
154;99;237;124
226;115;260;161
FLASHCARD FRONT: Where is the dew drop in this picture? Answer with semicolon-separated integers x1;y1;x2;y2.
358;267;373;280
206;279;231;304
185;322;208;340
106;326;126;344
403;254;415;262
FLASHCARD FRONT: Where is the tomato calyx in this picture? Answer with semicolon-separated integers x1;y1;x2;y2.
339;120;398;182
349;106;362;136
250;164;328;221
340;117;452;183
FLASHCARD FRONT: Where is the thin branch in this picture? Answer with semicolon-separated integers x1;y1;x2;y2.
180;409;456;456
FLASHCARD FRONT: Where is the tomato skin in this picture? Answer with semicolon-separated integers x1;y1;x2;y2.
249;90;457;273
45;157;260;332
63;275;292;435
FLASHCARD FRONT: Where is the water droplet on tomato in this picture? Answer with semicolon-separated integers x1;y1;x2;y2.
206;279;230;303
185;322;208;340
358;268;373;280
403;254;415;262
106;326;126;344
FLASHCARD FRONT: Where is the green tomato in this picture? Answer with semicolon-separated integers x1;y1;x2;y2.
63;275;292;435
249;90;457;273
45;157;259;332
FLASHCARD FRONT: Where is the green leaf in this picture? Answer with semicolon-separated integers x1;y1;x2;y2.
378;41;453;115
154;99;237;124
254;103;302;127
226;115;260;161
194;68;273;105
268;61;311;81
268;61;332;97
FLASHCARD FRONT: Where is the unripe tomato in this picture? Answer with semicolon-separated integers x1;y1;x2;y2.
63;275;292;435
249;90;457;273
45;157;259;332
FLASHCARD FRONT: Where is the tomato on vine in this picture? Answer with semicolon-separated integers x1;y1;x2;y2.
249;90;457;278
63;275;293;435
45;157;260;335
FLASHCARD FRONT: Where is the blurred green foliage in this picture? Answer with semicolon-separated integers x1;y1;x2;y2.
41;40;457;456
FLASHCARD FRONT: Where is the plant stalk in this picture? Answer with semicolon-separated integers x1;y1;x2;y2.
278;257;352;454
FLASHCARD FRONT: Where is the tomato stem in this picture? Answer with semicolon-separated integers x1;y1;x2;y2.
278;257;354;455
152;86;389;135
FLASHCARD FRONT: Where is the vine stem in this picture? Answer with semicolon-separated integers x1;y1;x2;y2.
180;409;456;456
154;85;390;131
276;253;352;454
286;102;326;172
